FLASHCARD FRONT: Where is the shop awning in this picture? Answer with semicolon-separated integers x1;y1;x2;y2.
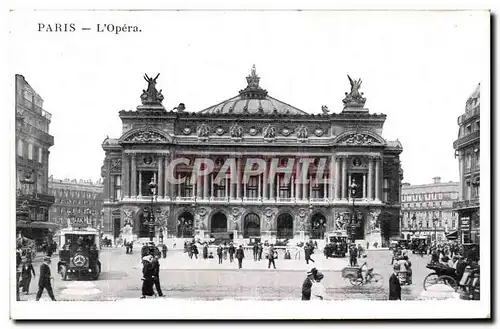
445;230;458;240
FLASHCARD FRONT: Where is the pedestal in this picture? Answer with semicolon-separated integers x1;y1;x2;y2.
365;231;382;249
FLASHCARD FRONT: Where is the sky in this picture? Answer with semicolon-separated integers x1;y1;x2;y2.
8;10;489;185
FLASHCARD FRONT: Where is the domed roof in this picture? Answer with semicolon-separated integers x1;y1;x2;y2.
198;65;308;115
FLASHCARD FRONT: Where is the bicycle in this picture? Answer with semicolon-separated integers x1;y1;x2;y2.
342;267;383;287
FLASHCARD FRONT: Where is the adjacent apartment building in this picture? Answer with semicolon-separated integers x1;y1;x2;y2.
453;83;480;244
401;177;459;242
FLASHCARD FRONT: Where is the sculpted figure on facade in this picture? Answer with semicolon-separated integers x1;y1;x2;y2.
263;125;276;139
341;133;378;145
197;124;210;139
109;158;122;173
297;125;309;140
230;124;243;139
369;209;382;232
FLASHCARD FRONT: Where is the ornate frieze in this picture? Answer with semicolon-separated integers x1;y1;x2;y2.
215;126;225;136
263;124;276;141
248;126;259;136
281;127;292;137
337;133;380;145
296;124;308;142
124;129;170;144
313;127;325;137
230;124;243;139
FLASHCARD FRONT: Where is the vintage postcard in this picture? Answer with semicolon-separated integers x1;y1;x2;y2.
7;6;491;320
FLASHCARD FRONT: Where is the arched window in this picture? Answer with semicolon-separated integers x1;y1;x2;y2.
177;212;194;238
277;213;294;239
243;213;260;238
310;213;327;239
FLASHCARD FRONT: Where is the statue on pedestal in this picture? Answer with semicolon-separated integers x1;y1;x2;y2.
140;73;164;105
342;75;367;108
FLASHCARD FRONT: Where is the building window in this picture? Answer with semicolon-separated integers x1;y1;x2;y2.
17;140;23;157
475;150;480;169
213;176;227;198
28;143;33;160
466;124;472;135
180;175;193;197
311;181;325;199
246;176;259;199
113;175;122;200
278;175;291;199
383;179;389;202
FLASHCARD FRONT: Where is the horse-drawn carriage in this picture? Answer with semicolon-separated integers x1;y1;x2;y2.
423;263;459;291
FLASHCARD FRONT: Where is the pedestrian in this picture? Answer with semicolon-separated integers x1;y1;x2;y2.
223;242;228;260
16;245;22;301
151;257;164;297
258;243;263;261
191;243;199;259
253;243;259;261
36;256;56;301
161;244;168;258
305;243;315;265
357;244;364;258
389;264;402;300
187;242;193;259
301;270;315;300
217;245;223;264
349;245;358;266
141;243;149;257
21;259;36;295
311;272;327;300
229;243;236;263
202;243;208;259
141;256;155;298
235;245;245;269
268;244;277;269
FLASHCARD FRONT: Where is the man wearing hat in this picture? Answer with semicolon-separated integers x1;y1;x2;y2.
388;264;401;300
36;256;56;301
301;270;316;300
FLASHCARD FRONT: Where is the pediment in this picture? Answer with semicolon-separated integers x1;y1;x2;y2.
333;131;386;146
119;128;172;144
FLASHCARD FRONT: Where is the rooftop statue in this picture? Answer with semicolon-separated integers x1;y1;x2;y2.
342;74;367;108
140;73;164;105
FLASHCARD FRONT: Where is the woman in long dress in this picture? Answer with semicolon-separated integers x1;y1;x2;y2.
311;272;328;300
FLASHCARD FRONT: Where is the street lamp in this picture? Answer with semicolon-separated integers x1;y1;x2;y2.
347;180;358;243
433;217;439;243
147;178;158;243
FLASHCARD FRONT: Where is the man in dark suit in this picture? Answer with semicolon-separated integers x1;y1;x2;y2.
301;270;315;300
253;243;259;261
151;257;163;297
36;256;56;301
21;259;36;294
235;245;245;269
228;243;236;263
389;264;402;300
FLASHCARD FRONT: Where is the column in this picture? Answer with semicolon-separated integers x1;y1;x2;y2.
277;174;280;200
302;164;307;200
341;157;347;199
158;156;164;198
229;170;235;200
295;161;300;201
225;175;229;199
362;174;366;199
323;180;327;199
335;156;341;200
329;156;334;200
203;169;209;199
103;159;110;200
164;154;170;199
211;173;214;199
138;170;142;197
236;157;241;199
121;154;129;198
270;166;275;200
131;155;137;197
263;158;268;199
258;174;261;199
309;176;313;200
291;174;295;199
348;173;351;189
375;157;380;200
368;157;373;200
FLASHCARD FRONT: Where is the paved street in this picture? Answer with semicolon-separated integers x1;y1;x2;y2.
21;247;434;301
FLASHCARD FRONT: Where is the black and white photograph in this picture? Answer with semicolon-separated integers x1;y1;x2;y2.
6;4;491;320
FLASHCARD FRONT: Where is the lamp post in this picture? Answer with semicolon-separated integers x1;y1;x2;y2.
433;217;439;243
347;180;358;243
147;179;158;243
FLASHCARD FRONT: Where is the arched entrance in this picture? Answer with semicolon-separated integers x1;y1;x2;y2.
243;213;261;238
310;213;327;239
211;212;228;233
277;213;294;239
177;212;194;238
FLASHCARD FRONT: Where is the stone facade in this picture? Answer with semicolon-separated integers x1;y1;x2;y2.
453;83;480;244
15;74;55;227
47;176;104;230
101;68;404;247
401;177;459;242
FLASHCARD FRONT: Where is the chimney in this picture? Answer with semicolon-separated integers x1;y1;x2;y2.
432;177;441;184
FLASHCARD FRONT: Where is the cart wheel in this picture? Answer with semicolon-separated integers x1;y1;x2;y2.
92;264;100;280
437;275;458;291
423;273;439;290
349;277;363;286
370;273;383;287
60;265;68;281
